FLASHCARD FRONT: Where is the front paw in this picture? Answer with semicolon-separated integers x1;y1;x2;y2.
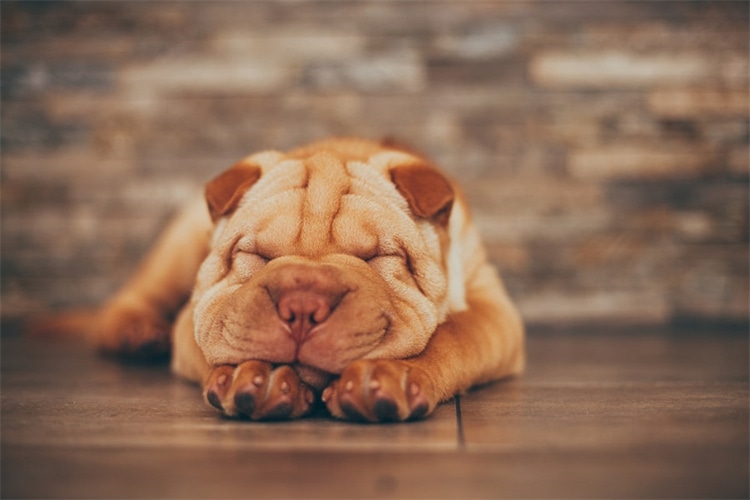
322;359;437;423
96;302;171;360
203;361;315;420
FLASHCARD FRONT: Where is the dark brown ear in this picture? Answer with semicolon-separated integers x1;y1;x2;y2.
390;163;454;226
205;161;262;222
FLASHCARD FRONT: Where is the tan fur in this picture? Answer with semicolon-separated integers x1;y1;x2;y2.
38;138;524;422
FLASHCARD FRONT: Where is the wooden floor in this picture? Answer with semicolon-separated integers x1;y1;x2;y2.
2;327;747;499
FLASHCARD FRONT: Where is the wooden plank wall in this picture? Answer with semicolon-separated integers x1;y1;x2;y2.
1;1;748;328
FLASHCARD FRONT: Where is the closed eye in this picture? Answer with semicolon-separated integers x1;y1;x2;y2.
231;250;270;277
363;253;379;263
365;253;405;264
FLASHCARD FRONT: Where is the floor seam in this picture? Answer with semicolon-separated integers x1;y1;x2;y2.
455;395;466;451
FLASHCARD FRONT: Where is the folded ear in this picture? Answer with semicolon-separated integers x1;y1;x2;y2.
205;161;262;222
390;163;454;226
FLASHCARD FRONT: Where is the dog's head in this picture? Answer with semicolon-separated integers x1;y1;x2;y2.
193;139;465;388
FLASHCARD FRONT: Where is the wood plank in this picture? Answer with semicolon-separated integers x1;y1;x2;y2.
3;331;747;499
521;332;749;383
0;336;458;451
3;444;746;499
459;333;749;498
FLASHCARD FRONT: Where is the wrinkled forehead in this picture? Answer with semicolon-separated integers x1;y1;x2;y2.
215;150;426;258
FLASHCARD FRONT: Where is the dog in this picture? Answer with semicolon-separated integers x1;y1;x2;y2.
40;138;525;422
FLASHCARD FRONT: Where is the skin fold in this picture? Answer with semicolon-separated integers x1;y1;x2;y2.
59;138;525;423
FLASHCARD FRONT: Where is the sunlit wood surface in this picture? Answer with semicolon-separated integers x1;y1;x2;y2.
2;329;747;499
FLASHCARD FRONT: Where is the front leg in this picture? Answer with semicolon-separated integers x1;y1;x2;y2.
204;362;315;420
325;266;525;422
94;199;211;358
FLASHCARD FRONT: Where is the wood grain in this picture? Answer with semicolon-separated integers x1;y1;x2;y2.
2;329;746;498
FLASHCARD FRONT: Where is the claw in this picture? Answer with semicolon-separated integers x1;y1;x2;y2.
339;394;368;422
234;390;257;416
321;387;333;403
372;393;400;422
206;389;223;410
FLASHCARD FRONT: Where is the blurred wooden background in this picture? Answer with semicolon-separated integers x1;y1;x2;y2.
1;1;748;329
